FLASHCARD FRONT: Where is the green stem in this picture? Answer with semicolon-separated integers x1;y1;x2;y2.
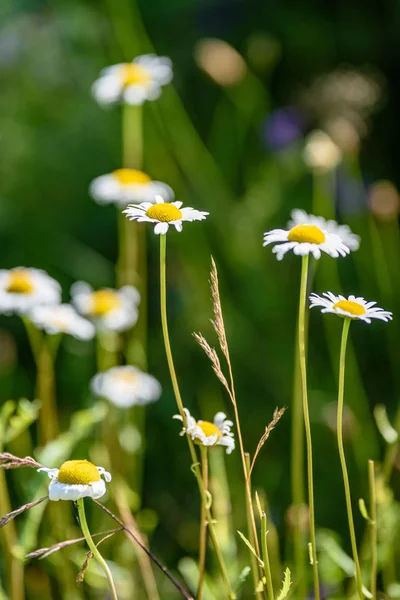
291;325;307;597
197;446;209;600
22;320;59;444
159;234;235;599
36;337;59;444
261;512;274;600
77;498;118;600
119;102;148;500
118;103;143;290
337;318;363;600
298;254;320;599
368;460;377;599
96;331;119;372
244;453;263;599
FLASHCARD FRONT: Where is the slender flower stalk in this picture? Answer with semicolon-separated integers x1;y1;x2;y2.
291;324;307;598
23;319;61;445
159;235;235;599
119;103;148;499
208;260;264;599
260;511;274;600
368;460;377;599
197;446;209;600
244;454;264;599
118;103;143;291
298;254;320;599
337;318;363;600
77;498;118;600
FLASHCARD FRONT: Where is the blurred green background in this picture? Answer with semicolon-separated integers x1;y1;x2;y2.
1;0;400;598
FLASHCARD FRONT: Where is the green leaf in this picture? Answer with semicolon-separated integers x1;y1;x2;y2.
276;568;292;600
359;498;372;523
5;399;40;444
233;566;251;592
237;530;264;566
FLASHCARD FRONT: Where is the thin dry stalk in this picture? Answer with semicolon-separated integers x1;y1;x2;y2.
93;500;194;600
193;332;230;392
248;407;287;481
0;497;48;528
26;528;122;560
210;257;228;360
115;487;161;600
0;453;44;470
76;530;120;585
206;258;266;599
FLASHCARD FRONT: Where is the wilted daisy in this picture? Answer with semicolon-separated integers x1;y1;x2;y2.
92;54;173;106
91;365;161;408
174;408;235;454
123;195;209;235
303;130;342;172
309;292;393;323
38;460;111;501
89;169;174;207
289;209;360;251
263;215;350;260
0;268;61;315
71;282;140;332
29;304;95;340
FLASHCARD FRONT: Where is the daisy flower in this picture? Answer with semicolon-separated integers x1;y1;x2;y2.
38;460;111;501
309;292;393;323
28;304;95;340
91;365;161;408
263;215;350;261
123;195;209;235
89;169;174;207
303;130;342;172
92;54;173;106
289;209;360;251
71;282;140;332
173;408;235;454
0;268;61;315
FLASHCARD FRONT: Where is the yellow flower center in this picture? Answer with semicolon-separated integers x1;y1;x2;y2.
287;224;326;245
333;300;366;316
90;290;122;316
121;63;151;87
6;270;34;294
57;460;100;485
146;203;182;222
113;168;151;185
113;370;137;384
196;421;221;441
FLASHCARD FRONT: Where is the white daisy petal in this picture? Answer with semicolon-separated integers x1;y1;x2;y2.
0;268;61;316
288;208;360;251
310;292;393;324
123;199;208;234
91;365;161;408
92;55;173;107
71;282;140;333
263;213;351;261
91;74;124;106
173;407;235;454
89;170;174;207
28;304;95;340
38;460;111;502
154;222;169;235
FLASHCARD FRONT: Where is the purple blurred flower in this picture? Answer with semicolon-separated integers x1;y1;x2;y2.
262;107;304;151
